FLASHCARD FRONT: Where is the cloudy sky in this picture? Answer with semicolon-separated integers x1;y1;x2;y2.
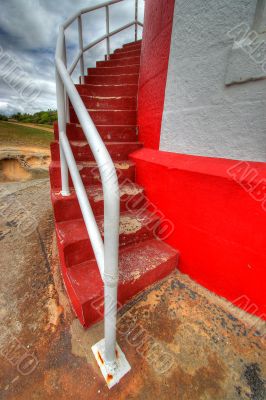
0;0;144;116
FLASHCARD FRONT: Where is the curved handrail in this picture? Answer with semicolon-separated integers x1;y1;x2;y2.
55;0;144;370
56;27;120;281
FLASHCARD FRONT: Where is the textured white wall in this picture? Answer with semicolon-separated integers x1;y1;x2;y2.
160;0;266;162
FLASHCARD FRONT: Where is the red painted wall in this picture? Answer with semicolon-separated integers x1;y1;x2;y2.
137;0;175;149
131;149;266;320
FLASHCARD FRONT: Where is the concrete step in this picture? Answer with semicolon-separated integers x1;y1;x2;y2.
69;108;137;125
96;56;141;68
56;210;162;267
49;159;136;189
50;140;142;162
71;95;137;111
115;43;142;53
88;64;140;75
106;48;141;60
64;239;178;327
84;74;139;85
53;122;137;142
123;39;142;49
76;83;138;97
51;182;145;222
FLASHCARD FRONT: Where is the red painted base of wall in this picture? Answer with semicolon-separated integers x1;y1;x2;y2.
131;148;266;321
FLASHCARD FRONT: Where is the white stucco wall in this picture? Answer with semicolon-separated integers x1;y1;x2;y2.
160;0;266;162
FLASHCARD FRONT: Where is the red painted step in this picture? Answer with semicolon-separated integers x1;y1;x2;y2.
106;49;141;60
65;239;178;327
115;45;141;53
72;96;137;111
50;39;179;329
87;65;140;75
51;141;142;162
123;40;142;48
70;109;137;125
54;122;137;142
49;160;136;189
51;183;145;222
96;56;141;67
56;210;162;267
76;83;138;97
84;74;139;85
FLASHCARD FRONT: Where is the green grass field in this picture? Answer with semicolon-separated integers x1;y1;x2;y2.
0;121;53;148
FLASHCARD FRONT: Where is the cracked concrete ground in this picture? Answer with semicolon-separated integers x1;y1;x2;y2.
0;179;265;399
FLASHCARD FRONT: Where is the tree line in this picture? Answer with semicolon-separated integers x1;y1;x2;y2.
0;110;58;125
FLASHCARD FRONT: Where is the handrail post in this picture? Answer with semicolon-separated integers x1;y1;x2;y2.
56;32;70;197
106;6;110;60
78;14;85;83
135;0;138;41
63;36;70;124
103;167;120;368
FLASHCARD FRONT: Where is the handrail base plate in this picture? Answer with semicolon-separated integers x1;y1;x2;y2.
92;339;131;388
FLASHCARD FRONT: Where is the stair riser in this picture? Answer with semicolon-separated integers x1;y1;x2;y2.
69;109;137;125
96;57;140;67
84;74;139;85
52;189;146;222
72;96;136;111
55;244;86;324
106;49;141;60
54;122;137;142
64;220;159;267
88;65;140;75
49;162;136;189
76;84;138;97
51;141;142;162
123;40;142;49
115;44;141;53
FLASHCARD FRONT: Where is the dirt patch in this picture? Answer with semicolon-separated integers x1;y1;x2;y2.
0;159;32;181
0;146;50;182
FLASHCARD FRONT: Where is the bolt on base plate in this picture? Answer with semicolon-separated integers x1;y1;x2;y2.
91;339;131;389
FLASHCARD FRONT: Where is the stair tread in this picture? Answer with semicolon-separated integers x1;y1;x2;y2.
75;123;137;128
52;181;144;199
115;47;141;53
53;140;141;145
110;48;141;55
89;64;140;69
57;209;160;247
97;56;140;64
50;159;135;168
103;57;140;62
77;83;138;87
80;95;137;99
58;210;159;243
86;73;139;77
67;239;178;304
72;109;137;112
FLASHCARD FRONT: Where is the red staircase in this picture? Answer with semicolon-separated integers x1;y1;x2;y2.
50;40;178;327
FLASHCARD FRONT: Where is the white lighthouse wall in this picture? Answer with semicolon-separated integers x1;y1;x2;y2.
160;0;266;162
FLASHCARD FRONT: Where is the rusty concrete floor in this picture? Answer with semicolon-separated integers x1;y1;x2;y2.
0;179;265;400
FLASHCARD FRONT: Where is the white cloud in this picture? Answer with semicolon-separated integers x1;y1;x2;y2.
0;0;144;115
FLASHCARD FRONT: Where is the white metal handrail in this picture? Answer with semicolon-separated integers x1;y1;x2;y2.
55;0;144;373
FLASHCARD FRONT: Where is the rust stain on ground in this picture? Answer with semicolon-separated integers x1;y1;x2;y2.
0;180;265;399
